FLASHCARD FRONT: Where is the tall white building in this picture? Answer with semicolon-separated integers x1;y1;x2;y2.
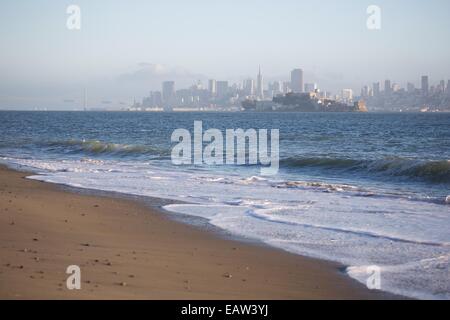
208;79;216;96
256;66;264;99
341;89;353;103
243;79;255;96
291;69;304;93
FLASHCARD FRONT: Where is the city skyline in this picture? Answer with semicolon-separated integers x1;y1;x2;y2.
127;66;450;113
2;62;449;111
2;60;449;110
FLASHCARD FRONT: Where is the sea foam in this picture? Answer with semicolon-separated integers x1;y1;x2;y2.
1;156;449;299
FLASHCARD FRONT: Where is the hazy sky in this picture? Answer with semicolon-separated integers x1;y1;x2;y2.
1;0;450;109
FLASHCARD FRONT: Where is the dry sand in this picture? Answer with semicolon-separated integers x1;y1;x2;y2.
0;165;397;299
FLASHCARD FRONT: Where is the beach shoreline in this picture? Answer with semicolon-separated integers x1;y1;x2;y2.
0;165;400;299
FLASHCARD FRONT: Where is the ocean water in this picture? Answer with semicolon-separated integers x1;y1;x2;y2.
0;111;449;299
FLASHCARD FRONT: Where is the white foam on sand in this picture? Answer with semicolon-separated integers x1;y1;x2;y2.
2;156;449;299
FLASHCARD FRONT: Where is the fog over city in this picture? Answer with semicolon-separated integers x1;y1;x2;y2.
1;0;450;109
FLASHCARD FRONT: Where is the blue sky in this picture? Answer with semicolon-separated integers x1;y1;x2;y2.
1;0;449;108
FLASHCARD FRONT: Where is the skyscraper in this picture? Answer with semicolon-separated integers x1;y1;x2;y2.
162;81;175;103
208;79;216;96
407;82;415;93
256;66;264;99
152;91;162;107
373;82;380;96
421;76;429;95
384;80;391;94
341;89;353;103
439;80;445;92
361;85;370;97
243;79;255;96
291;69;304;93
216;81;229;98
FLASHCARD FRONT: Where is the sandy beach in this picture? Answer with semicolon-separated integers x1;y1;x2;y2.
0;165;395;299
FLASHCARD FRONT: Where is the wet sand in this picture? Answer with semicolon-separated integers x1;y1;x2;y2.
0;165;398;299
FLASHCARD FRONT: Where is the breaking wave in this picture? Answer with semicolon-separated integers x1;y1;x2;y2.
41;139;170;157
281;156;450;183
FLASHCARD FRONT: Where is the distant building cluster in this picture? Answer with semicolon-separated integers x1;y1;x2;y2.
359;76;450;112
128;67;350;112
240;68;365;112
127;69;450;113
